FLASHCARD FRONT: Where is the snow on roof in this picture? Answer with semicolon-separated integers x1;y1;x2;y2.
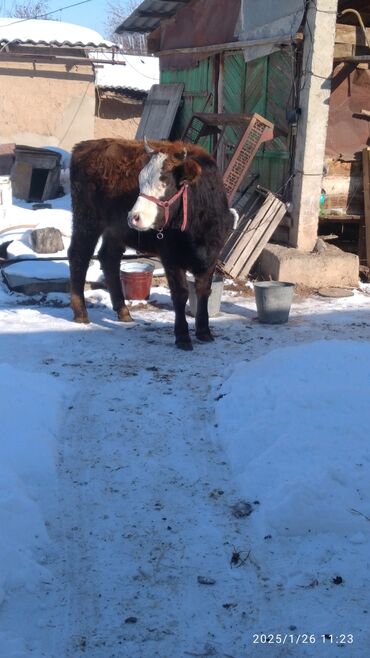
0;17;115;48
90;51;159;92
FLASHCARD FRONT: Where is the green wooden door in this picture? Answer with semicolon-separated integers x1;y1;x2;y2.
161;58;215;149
223;49;292;195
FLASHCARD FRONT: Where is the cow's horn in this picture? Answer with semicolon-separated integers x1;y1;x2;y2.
144;136;154;154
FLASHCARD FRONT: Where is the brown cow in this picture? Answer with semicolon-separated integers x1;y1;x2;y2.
68;138;234;350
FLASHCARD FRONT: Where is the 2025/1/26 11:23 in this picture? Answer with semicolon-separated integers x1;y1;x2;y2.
252;633;354;645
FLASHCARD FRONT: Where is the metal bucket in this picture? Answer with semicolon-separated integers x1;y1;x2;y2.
187;273;224;317
120;262;154;300
254;281;295;324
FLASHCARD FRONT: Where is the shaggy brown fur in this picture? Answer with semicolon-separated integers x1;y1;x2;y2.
68;138;233;350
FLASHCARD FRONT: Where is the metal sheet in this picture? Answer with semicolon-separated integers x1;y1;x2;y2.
150;0;241;70
116;0;192;34
326;64;370;160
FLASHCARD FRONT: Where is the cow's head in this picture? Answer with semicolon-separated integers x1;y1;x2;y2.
127;139;202;232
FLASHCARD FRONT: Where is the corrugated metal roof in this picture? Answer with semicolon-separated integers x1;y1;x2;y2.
115;0;192;34
0;17;115;48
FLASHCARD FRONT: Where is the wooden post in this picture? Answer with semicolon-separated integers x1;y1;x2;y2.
363;147;370;267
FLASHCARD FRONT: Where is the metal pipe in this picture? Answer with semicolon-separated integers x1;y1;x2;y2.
339;8;370;49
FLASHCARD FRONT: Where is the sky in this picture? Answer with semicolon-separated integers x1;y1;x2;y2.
0;0;133;36
0;183;370;655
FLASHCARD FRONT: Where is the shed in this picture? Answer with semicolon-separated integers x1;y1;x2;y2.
117;0;370;271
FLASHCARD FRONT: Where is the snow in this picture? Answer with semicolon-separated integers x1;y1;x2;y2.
90;51;160;92
1;187;370;656
0;17;114;48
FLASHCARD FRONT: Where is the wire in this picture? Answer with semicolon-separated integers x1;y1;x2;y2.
119;53;159;82
59;80;92;146
0;0;92;27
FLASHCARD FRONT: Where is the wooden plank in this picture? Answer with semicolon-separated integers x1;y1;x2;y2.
135;83;184;140
219;190;286;279
335;24;370;46
222;196;277;272
363;147;370;266
226;197;280;278
238;199;286;277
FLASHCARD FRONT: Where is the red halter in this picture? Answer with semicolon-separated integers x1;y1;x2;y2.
139;183;189;234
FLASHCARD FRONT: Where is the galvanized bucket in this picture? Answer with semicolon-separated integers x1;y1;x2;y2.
254;281;294;324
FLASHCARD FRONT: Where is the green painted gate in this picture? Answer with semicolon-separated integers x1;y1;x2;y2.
162;48;293;196
162;58;215;151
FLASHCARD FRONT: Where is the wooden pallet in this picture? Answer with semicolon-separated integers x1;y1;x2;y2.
218;187;287;279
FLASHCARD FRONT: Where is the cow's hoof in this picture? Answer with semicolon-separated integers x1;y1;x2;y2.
117;308;134;322
196;332;214;343
176;339;193;351
74;315;90;324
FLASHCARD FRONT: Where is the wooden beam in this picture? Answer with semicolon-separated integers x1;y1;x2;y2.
335;23;370;45
0;53;92;67
154;35;299;57
0;53;128;67
363;147;370;266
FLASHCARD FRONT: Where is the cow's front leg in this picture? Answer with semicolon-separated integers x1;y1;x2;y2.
98;234;133;322
165;265;192;350
194;269;214;342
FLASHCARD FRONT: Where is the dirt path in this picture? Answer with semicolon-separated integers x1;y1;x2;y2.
43;312;261;658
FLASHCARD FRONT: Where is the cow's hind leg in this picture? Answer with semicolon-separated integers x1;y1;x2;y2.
98;233;133;322
165;265;192;350
194;269;214;342
68;225;100;323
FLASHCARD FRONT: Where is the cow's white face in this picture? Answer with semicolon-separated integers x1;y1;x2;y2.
128;152;169;231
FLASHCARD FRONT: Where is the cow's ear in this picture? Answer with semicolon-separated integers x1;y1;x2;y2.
178;158;201;185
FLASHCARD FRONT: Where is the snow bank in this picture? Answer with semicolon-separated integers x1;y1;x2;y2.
0;364;67;650
215;340;370;540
